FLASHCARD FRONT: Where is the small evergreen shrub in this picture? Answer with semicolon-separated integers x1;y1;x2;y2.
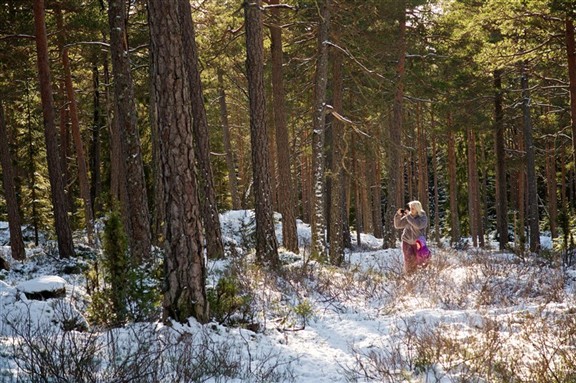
207;275;253;326
87;209;161;327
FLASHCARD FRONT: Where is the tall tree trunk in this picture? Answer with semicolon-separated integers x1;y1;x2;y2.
148;0;208;324
269;0;299;253
62;48;95;243
178;0;224;260
520;63;540;253
217;69;241;210
371;157;383;238
494;69;508;250
90;61;103;217
447;129;460;244
546;140;558;239
244;0;280;266
310;0;331;260
353;143;363;247
417;104;429;210
108;0;152;262
432;136;440;244
149;51;165;245
328;46;344;265
33;0;75;258
565;16;576;172
384;1;406;249
467;128;480;247
55;5;94;243
0;100;26;261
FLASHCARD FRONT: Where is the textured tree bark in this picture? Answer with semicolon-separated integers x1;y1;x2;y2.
310;0;331;260
148;0;207;323
33;0;75;258
108;0;152;263
244;0;280;266
565;17;576;178
269;0;299;254
178;0;225;260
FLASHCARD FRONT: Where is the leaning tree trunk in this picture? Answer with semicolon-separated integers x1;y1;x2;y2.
244;0;280;267
310;0;331;260
178;0;225;260
0;99;26;261
269;0;299;253
148;0;208;324
521;63;540;253
108;0;152;263
33;0;75;258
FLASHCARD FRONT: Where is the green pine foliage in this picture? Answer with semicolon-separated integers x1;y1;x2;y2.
87;209;161;327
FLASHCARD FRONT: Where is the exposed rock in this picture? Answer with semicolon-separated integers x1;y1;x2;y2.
17;275;67;300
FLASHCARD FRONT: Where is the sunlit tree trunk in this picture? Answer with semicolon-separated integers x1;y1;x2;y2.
62;48;95;243
33;0;75;258
269;0;298;253
178;0;224;259
310;0;331;260
55;5;94;243
244;0;279;266
148;0;208;323
108;0;152;262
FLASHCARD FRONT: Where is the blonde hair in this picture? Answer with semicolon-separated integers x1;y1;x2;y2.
408;200;425;216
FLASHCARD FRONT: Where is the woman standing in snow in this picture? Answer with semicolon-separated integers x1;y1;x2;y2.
394;200;428;273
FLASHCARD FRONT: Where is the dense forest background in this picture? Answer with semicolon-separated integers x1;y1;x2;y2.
1;0;576;323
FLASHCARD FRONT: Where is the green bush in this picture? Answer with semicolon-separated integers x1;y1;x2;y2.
87;209;161;327
207;275;253;326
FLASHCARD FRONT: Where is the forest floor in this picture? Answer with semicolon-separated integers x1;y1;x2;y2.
0;212;575;382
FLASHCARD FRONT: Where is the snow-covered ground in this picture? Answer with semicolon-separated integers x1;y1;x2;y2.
0;212;575;382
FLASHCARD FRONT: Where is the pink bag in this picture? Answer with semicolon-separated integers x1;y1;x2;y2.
415;236;431;265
